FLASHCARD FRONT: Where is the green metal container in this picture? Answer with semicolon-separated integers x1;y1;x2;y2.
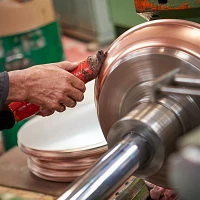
0;20;65;151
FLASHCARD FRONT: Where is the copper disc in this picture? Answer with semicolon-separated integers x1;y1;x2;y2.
19;143;107;160
30;170;77;183
94;19;200;188
29;157;94;171
27;159;87;179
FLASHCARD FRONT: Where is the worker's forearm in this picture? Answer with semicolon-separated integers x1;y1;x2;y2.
4;61;86;114
6;70;27;104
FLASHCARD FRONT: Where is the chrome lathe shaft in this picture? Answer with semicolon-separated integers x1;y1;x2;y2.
58;134;150;200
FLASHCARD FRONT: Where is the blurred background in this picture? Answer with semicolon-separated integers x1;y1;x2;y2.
0;0;146;154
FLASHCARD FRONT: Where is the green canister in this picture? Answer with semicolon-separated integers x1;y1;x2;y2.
0;20;65;151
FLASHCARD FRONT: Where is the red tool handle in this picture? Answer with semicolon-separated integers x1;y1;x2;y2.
9;50;105;122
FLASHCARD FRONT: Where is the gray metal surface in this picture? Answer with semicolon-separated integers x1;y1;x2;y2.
98;47;200;137
168;127;200;200
53;0;115;44
175;74;200;87
169;145;200;200
108;99;182;187
160;86;200;96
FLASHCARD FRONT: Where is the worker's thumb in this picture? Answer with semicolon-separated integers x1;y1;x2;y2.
55;61;79;71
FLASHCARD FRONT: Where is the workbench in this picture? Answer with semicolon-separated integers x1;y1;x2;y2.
0;186;54;200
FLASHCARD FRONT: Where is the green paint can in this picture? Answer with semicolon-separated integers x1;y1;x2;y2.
0;20;65;151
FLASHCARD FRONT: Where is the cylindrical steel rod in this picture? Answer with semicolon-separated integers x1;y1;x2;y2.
57;134;150;200
160;86;200;96
174;74;200;87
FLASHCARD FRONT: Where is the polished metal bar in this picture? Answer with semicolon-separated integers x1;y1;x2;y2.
174;74;200;87
160;86;200;96
57;134;150;200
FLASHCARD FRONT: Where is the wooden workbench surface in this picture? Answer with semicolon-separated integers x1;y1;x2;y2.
0;186;55;200
0;147;69;197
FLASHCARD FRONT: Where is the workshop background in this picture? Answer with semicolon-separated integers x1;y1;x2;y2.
0;0;146;159
0;0;200;200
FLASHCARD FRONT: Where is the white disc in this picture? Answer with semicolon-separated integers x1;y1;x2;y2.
18;103;107;152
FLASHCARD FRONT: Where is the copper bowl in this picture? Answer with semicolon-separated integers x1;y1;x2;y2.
94;19;200;188
19;143;107;160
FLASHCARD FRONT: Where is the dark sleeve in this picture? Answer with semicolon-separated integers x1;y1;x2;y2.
0;72;15;130
0;107;15;130
0;72;9;109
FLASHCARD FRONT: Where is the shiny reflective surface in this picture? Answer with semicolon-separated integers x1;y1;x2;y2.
94;19;200;187
19;143;107;160
29;157;94;170
58;134;150;200
28;158;87;182
96;19;200;96
18;101;108;182
95;47;200;187
19;143;107;182
96;47;200;136
174;74;200;87
57;19;200;199
108;100;182;179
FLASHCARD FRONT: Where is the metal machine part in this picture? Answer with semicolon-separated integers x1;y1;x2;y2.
58;19;200;199
168;127;200;200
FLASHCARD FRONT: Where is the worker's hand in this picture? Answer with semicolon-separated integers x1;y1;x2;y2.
7;61;86;113
145;181;177;200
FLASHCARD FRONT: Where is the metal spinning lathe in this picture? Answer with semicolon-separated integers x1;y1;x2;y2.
58;19;200;200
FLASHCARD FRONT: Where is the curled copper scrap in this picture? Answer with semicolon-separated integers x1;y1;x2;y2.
88;50;106;74
83;50;106;81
